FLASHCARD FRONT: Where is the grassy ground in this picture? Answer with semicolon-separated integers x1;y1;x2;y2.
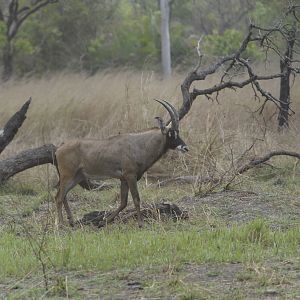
0;164;299;299
0;71;300;299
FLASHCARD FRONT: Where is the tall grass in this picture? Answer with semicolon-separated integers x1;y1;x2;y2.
0;70;299;176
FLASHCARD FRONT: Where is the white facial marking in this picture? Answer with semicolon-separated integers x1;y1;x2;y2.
0;129;4;137
176;145;189;153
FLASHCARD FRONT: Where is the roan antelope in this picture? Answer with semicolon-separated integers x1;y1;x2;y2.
55;100;188;227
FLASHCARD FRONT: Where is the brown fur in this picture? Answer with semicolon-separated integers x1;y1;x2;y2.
55;129;172;227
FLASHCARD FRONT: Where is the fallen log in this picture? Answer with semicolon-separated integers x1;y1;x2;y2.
0;144;56;183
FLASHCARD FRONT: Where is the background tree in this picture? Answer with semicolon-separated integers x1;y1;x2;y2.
0;0;289;77
172;0;255;35
0;0;58;81
176;4;300;131
160;0;171;78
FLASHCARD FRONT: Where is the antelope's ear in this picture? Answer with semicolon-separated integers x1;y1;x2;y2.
155;117;167;134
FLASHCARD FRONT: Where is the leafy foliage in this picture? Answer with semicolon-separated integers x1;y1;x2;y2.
203;29;263;60
0;0;285;76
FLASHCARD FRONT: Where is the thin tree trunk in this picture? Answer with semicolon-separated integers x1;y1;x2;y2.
2;40;13;81
278;27;296;130
278;70;290;129
160;0;171;79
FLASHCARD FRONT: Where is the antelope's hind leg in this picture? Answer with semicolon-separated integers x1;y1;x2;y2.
55;184;65;226
55;170;85;226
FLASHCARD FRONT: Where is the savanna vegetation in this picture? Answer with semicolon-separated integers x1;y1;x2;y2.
0;0;289;76
0;0;300;299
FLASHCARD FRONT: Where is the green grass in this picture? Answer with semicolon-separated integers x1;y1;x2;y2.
0;161;299;298
0;219;299;279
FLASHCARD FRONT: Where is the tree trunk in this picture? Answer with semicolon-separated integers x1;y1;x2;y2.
278;27;296;130
160;0;171;79
278;70;290;129
2;40;13;81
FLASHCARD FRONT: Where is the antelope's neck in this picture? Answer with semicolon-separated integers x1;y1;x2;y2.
138;130;168;172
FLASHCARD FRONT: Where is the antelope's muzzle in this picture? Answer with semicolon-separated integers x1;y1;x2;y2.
176;145;189;153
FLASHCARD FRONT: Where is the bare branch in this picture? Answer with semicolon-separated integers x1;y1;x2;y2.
18;0;58;28
237;150;300;174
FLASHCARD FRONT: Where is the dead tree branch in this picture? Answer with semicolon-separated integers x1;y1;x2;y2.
237;150;300;174
174;4;300;129
0;98;31;154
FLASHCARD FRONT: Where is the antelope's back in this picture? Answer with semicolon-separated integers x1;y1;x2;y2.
55;136;136;179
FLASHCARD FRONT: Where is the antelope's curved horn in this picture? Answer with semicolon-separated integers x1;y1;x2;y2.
163;100;179;130
154;99;179;130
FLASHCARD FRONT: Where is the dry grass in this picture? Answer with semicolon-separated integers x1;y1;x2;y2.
0;69;299;180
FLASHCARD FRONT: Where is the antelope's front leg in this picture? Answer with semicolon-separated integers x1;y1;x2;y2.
127;176;143;228
98;180;129;227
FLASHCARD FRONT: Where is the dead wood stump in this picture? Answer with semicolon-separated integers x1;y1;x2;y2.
0;99;31;154
77;202;189;227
